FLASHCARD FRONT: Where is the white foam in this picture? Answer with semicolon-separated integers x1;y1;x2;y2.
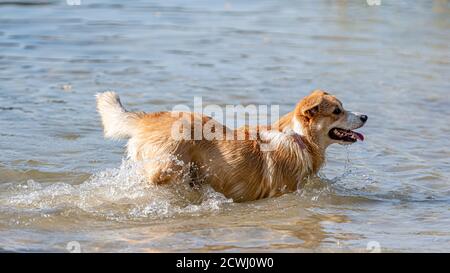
0;159;232;221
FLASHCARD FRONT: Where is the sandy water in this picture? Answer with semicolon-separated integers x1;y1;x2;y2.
0;0;449;252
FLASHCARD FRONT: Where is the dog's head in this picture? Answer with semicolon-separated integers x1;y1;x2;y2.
293;90;367;148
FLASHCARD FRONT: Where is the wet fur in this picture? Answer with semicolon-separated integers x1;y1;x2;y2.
96;90;366;202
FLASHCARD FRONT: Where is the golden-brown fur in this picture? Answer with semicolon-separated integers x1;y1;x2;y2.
96;90;367;202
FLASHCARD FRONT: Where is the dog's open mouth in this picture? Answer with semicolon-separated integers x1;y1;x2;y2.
328;128;364;143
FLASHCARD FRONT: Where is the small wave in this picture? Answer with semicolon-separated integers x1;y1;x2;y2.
311;169;450;205
0;160;232;221
0;0;57;6
1;156;447;225
295;147;450;204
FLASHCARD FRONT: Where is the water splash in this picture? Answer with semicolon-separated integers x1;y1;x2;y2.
303;147;450;204
0;159;232;222
295;148;354;202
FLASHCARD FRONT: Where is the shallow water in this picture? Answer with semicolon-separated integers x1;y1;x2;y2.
0;0;449;252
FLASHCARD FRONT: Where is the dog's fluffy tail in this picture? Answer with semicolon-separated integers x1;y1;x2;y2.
96;91;141;139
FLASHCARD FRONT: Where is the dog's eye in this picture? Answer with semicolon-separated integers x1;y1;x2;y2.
333;108;342;115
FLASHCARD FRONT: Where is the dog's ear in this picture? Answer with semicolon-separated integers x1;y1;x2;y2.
303;104;320;118
298;90;325;119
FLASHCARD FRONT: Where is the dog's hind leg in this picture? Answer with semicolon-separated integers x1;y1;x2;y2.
141;152;194;186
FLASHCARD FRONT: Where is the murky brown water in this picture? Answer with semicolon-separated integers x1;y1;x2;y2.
0;0;449;252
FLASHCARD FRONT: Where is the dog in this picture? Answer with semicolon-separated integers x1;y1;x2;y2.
96;90;367;202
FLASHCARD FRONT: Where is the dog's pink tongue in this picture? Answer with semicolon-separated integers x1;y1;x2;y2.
355;132;364;141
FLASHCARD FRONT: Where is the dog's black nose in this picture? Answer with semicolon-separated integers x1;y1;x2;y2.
360;115;368;123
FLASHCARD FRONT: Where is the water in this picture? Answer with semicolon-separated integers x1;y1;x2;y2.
0;0;449;252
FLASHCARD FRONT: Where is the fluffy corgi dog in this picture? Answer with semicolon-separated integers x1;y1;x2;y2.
96;90;367;202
